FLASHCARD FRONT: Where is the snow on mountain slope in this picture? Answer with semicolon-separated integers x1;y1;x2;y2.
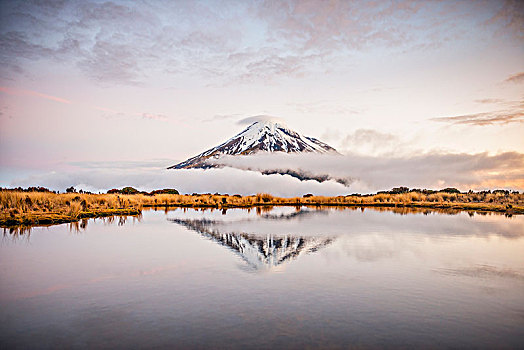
168;120;338;169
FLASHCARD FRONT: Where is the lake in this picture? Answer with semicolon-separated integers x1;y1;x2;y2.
1;207;523;349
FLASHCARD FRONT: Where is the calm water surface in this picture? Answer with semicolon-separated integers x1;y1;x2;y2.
1;207;523;349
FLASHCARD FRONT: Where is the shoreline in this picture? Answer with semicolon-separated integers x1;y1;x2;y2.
0;208;141;227
2;200;522;228
141;201;523;214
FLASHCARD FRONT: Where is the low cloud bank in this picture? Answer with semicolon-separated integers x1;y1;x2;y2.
211;152;524;192
10;167;349;197
9;151;524;195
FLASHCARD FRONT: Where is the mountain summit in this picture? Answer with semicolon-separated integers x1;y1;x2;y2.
168;120;338;169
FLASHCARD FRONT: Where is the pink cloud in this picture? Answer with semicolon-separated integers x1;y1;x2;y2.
505;72;524;84
0;86;72;104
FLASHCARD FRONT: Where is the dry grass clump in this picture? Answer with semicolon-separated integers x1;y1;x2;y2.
0;191;142;213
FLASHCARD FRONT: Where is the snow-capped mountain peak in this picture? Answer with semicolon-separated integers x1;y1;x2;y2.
168;120;338;169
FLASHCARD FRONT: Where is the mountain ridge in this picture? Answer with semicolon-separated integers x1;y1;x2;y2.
168;120;338;169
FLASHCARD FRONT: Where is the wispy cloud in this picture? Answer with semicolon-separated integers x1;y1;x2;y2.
320;128;408;156
79;40;144;86
474;98;505;104
142;113;168;122
504;72;524;84
484;0;524;41
237;115;286;125
0;86;71;104
1;1;518;85
431;110;524;126
202;114;241;123
340;129;401;153
253;0;516;56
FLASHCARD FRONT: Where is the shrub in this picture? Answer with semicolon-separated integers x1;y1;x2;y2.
390;187;410;194
439;187;461;194
150;189;179;195
121;187;139;194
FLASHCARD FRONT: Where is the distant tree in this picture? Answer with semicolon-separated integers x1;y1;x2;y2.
493;189;510;195
439;187;461;194
390;187;410;194
150;188;179;195
121;187;139;195
66;186;77;193
107;187;141;195
27;186;52;193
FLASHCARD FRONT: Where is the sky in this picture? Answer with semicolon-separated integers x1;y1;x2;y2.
0;0;523;194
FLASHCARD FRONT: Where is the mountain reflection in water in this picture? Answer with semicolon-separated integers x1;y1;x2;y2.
171;215;333;271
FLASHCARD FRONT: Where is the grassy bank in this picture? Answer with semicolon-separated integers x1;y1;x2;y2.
1;190;523;227
0;191;141;226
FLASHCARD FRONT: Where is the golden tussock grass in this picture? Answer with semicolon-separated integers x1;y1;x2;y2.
0;191;141;226
1;190;523;226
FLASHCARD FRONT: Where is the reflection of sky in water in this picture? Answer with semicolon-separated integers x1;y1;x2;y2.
165;206;524;238
1;207;523;348
167;207;524;271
